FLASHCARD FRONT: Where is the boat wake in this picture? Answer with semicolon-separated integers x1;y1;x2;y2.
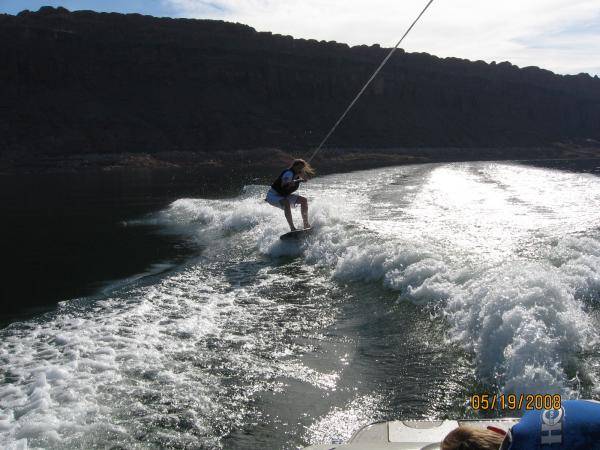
2;162;600;448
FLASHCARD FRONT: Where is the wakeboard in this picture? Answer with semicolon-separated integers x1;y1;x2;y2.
280;227;313;240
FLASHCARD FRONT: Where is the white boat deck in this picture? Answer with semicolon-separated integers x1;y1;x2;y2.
303;419;519;450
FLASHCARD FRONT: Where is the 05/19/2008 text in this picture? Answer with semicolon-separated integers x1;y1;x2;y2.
470;394;562;411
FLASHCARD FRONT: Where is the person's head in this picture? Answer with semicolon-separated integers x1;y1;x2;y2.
290;159;315;177
441;426;505;450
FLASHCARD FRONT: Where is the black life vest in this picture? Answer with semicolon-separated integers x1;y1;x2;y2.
271;169;299;196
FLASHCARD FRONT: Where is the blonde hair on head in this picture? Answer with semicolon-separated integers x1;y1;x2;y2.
441;426;505;450
290;158;315;178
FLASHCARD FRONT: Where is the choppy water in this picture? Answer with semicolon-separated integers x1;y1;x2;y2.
2;162;600;449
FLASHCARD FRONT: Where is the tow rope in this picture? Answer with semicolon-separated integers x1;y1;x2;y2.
307;0;436;163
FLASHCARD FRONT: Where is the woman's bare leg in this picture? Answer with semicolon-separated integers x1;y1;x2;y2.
298;196;310;229
282;199;296;231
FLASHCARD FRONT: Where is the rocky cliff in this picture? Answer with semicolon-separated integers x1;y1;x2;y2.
1;6;599;159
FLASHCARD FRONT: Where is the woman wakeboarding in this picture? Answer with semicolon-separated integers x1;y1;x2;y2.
265;159;315;231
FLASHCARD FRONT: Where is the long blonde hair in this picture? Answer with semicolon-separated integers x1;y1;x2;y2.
290;158;315;178
441;426;505;450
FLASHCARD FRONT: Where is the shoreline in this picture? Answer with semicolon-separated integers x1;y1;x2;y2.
2;145;600;177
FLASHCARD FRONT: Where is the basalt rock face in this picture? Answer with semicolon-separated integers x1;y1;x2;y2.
1;6;600;157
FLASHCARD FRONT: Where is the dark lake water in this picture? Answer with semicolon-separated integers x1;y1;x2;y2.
0;168;261;326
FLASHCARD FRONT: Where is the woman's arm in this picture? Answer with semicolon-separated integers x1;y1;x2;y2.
281;171;303;188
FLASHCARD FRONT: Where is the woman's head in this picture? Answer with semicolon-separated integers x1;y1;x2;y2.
290;159;315;177
441;426;505;450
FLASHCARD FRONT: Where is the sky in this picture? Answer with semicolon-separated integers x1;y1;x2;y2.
1;0;599;76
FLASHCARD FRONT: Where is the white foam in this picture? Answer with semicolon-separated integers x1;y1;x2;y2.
249;165;600;395
251;163;600;394
0;261;339;448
